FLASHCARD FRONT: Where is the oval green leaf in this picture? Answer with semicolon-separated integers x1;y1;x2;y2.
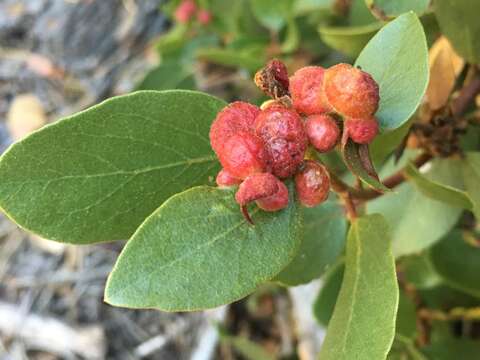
0;90;226;244
435;0;480;64
404;162;473;210
368;156;462;257
430;230;480;299
319;214;399;360
355;12;429;132
104;185;303;311
275;196;347;286
401;253;442;290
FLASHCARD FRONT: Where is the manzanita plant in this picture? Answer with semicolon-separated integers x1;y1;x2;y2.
4;2;480;358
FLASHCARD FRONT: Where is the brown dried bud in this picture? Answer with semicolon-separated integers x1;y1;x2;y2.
254;59;290;99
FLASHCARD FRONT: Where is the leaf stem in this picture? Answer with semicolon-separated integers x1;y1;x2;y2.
354;152;433;200
328;171;358;221
343;192;358;221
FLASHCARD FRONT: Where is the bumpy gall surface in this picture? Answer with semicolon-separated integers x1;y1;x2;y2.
216;168;242;187
209;101;260;155
197;9;212;25
289;66;332;115
323;63;379;118
345;117;379;144
218;131;268;179
295;160;330;207
256;180;289;211
305;114;340;153
255;105;308;179
174;0;197;23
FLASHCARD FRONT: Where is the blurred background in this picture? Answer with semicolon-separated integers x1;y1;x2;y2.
0;0;444;359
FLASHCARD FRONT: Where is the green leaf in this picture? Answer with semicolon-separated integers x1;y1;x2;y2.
342;139;390;192
104;185;303;311
401;253;442;290
387;335;427;360
369;183;461;257
136;63;195;91
249;0;292;32
368;156;462;257
430;230;480;299
462;152;480;219
313;262;344;326
155;24;189;56
404;162;473;210
0;90;225;244
355;12;429;132
196;47;266;72
395;292;417;339
319;22;382;58
275;196;347;286
423;338;480;360
319;214;399;360
365;0;430;20
434;0;480;64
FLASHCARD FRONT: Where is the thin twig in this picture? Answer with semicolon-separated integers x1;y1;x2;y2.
343;192;357;221
451;65;480;117
418;307;480;322
329;171;358;220
352;152;433;201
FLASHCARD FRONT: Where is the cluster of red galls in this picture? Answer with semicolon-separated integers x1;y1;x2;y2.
174;0;212;25
209;61;380;223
